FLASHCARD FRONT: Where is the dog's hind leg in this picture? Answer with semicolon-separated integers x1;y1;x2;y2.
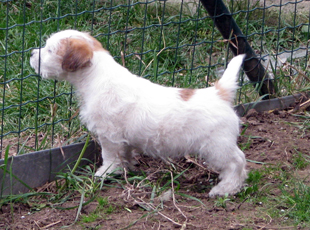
201;142;247;197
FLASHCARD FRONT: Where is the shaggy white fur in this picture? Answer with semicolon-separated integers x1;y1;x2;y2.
30;30;247;197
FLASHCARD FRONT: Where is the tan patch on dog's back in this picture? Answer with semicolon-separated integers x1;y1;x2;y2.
179;88;196;101
215;81;231;102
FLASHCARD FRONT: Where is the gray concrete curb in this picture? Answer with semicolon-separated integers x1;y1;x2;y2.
0;141;99;196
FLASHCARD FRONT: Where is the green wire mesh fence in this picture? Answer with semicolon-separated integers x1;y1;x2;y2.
1;0;309;158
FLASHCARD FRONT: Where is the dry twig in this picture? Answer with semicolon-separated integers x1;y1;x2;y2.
288;97;310;113
122;168;188;228
42;220;62;229
121;51;125;67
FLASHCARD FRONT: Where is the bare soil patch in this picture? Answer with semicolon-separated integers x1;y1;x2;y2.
1;109;309;229
241;109;309;167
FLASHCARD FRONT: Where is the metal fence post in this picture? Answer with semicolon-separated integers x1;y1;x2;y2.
200;0;275;99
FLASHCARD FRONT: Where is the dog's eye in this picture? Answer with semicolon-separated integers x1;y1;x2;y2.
48;49;52;53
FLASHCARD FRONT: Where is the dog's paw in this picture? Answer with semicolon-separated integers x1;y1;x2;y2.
208;183;241;198
94;164;123;179
94;169;108;179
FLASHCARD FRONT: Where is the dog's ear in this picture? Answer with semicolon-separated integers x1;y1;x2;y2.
62;38;93;72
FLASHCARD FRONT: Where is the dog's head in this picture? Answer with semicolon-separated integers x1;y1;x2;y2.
30;30;104;80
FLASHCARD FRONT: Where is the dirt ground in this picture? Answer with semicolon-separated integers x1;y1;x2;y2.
1;107;309;230
1;0;309;229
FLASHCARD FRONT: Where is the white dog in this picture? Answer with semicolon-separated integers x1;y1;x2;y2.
30;30;247;197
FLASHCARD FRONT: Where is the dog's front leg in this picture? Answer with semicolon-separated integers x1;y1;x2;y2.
94;137;129;178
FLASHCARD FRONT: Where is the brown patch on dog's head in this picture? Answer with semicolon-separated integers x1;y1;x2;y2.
179;88;196;101
87;34;106;51
61;38;93;72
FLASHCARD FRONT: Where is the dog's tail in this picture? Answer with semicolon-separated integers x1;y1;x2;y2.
215;54;245;103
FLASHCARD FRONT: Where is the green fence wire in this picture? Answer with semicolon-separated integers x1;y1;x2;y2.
1;0;309;158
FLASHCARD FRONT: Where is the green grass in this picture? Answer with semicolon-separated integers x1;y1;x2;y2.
227;160;310;227
79;196;116;225
292;149;310;170
264;164;310;227
1;0;309;154
214;194;231;209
